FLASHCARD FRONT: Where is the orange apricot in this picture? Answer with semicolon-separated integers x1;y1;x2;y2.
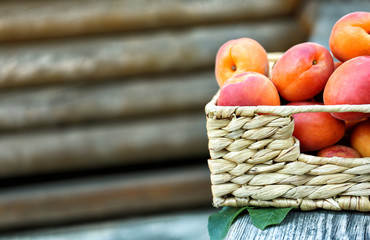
215;38;269;87
288;101;345;152
350;119;370;157
271;42;334;102
329;11;370;62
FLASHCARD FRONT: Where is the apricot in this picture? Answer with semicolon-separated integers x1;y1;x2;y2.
350;119;370;157
271;42;334;102
288;102;345;152
217;72;280;106
345;118;367;132
329;11;370;62
318;145;362;158
334;61;342;70
323;56;370;121
215;38;269;87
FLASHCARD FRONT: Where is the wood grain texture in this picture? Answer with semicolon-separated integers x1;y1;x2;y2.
0;165;212;230
0;19;306;88
0;0;300;41
0;112;208;177
226;210;370;240
0;71;218;130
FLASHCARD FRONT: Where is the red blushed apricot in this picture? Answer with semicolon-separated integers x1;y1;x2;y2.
334;61;342;70
350;119;370;157
345;118;367;132
215;38;269;87
329;11;370;62
217;72;280;106
317;145;362;158
288;102;346;152
323;56;370;121
271;42;334;102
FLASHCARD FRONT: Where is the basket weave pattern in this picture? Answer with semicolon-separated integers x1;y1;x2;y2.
205;54;370;212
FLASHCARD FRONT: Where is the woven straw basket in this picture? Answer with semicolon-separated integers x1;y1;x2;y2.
205;53;370;212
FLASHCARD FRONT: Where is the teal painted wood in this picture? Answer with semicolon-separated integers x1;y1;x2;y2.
0;210;214;240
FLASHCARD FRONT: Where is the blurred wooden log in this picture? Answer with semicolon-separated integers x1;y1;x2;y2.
0;165;211;230
0;0;300;42
0;71;218;130
0;19;307;88
297;0;319;35
0;112;208;177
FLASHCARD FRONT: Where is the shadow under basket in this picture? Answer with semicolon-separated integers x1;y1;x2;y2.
205;54;370;212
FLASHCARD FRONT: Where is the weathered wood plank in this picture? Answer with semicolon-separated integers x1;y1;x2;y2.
297;0;319;35
226;210;370;240
0;112;208;177
0;71;218;130
0;0;300;41
0;165;212;230
0;19;306;88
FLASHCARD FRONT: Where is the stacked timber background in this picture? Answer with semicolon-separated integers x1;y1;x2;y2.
0;0;310;231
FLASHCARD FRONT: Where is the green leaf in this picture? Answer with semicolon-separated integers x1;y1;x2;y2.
208;206;293;239
247;207;293;230
208;206;248;240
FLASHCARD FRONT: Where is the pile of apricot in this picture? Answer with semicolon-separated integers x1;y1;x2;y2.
215;11;370;158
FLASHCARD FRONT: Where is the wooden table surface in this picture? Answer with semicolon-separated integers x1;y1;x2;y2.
226;210;370;240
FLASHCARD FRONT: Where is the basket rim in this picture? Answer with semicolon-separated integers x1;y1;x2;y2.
206;91;370;117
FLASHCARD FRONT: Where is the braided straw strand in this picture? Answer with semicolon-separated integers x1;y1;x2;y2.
206;91;370;118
